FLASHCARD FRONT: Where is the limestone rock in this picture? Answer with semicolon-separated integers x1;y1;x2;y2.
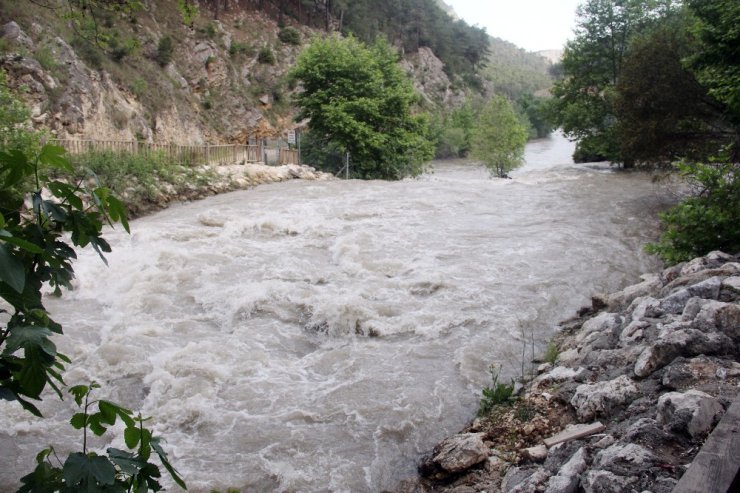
431;433;488;474
607;274;662;309
582;470;637;493
723;276;740;294
594;443;655;475
0;21;33;48
656;389;724;438
544;447;587;493
502;466;551;493
570;376;638;421
687;299;740;338
633;328;731;377
521;445;547;463
575;312;622;344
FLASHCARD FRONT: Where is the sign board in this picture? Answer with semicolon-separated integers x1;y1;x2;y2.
287;129;296;145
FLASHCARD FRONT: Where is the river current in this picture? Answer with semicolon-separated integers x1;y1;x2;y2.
1;134;675;491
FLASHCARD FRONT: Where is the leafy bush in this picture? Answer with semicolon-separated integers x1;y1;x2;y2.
0;69;39;155
478;365;515;416
156;35;174;66
278;27;301;45
71;36;104;70
257;46;276;64
108;35;138;62
204;22;217;39
646;159;740;264
70;150;210;204
228;40;254;57
177;0;199;27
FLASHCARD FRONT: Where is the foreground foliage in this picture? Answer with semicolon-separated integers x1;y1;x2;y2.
290;36;433;179
18;383;186;492
0;73;185;491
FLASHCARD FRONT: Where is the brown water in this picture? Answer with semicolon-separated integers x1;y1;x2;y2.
0;133;675;492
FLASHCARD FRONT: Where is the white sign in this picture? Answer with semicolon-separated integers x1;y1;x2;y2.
287;129;296;145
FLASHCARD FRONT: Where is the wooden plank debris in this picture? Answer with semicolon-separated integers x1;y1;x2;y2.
543;422;606;448
673;393;740;493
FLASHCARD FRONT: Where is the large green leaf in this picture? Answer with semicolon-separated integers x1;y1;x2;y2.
63;452;116;488
107;448;145;476
0;243;25;293
0;149;32;188
39;144;72;172
151;437;187;489
4;326;55;355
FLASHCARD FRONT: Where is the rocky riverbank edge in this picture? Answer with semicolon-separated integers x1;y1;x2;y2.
124;162;334;218
390;251;740;493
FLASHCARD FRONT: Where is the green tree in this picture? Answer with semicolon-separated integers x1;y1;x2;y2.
431;103;477;158
615;17;732;165
470;95;528;178
290;35;433;179
517;94;554;139
687;0;740;126
549;0;680;164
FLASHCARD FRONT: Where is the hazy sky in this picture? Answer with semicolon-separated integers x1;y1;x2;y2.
444;0;583;52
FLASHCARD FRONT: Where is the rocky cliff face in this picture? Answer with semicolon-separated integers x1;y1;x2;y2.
0;1;464;145
394;251;740;493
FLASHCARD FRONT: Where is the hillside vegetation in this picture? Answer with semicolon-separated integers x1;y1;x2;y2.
0;0;553;146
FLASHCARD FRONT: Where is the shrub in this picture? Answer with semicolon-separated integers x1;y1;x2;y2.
257;45;276;64
543;341;559;364
478;365;515;416
129;77;148;98
646;159;740;264
278;27;301;45
156;35;174;66
71;36;104;70
229;40;254;57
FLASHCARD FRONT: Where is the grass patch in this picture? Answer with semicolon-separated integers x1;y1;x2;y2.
543;341;559;364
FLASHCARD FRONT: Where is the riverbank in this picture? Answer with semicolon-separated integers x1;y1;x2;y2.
392;250;740;493
121;161;334;217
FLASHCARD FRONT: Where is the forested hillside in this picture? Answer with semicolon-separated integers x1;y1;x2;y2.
0;0;553;146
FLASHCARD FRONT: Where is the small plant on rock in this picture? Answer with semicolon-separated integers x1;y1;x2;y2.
478;365;515;416
543;341;559;364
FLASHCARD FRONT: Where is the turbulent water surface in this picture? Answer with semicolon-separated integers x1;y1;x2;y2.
1;134;675;491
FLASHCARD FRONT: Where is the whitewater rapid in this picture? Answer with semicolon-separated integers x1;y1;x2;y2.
0;134;674;491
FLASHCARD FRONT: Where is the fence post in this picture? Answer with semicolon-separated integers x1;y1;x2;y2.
206;143;210;165
345;152;350;179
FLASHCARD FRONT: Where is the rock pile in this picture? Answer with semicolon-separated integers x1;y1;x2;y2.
392;251;739;493
127;162;334;217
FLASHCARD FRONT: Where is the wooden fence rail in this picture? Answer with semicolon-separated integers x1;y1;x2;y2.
50;139;262;166
279;148;299;165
